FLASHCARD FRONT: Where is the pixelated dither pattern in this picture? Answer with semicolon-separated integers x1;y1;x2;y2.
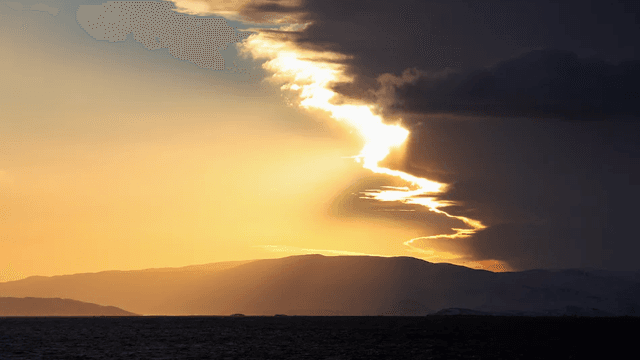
77;1;251;70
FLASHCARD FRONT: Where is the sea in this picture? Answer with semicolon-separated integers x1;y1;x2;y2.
0;316;636;359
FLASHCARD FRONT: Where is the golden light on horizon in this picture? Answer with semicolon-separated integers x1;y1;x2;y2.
238;27;490;264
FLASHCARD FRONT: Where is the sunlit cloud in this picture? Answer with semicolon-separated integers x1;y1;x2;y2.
168;0;217;15
167;0;303;23
238;26;487;261
167;0;245;21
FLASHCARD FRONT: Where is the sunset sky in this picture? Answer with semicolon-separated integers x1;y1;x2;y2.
2;0;639;281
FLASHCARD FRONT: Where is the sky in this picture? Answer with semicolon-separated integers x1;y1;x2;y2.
1;0;639;280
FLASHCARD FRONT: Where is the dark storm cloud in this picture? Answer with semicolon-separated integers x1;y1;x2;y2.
400;118;640;270
244;0;640;270
242;0;640;97
378;50;640;120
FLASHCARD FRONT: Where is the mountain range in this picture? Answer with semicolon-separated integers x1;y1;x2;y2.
1;255;638;316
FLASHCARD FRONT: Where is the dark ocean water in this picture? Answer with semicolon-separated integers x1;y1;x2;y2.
0;316;636;359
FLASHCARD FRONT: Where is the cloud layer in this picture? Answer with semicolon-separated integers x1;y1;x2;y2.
241;0;640;93
77;1;250;70
376;50;640;120
237;0;640;270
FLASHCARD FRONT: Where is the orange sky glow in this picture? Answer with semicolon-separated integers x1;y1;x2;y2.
0;0;512;282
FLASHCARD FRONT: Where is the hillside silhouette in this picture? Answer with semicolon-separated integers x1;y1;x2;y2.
0;297;138;316
0;260;253;315
1;255;639;316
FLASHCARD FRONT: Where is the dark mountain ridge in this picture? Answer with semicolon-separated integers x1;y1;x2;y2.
1;255;638;316
0;297;138;316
